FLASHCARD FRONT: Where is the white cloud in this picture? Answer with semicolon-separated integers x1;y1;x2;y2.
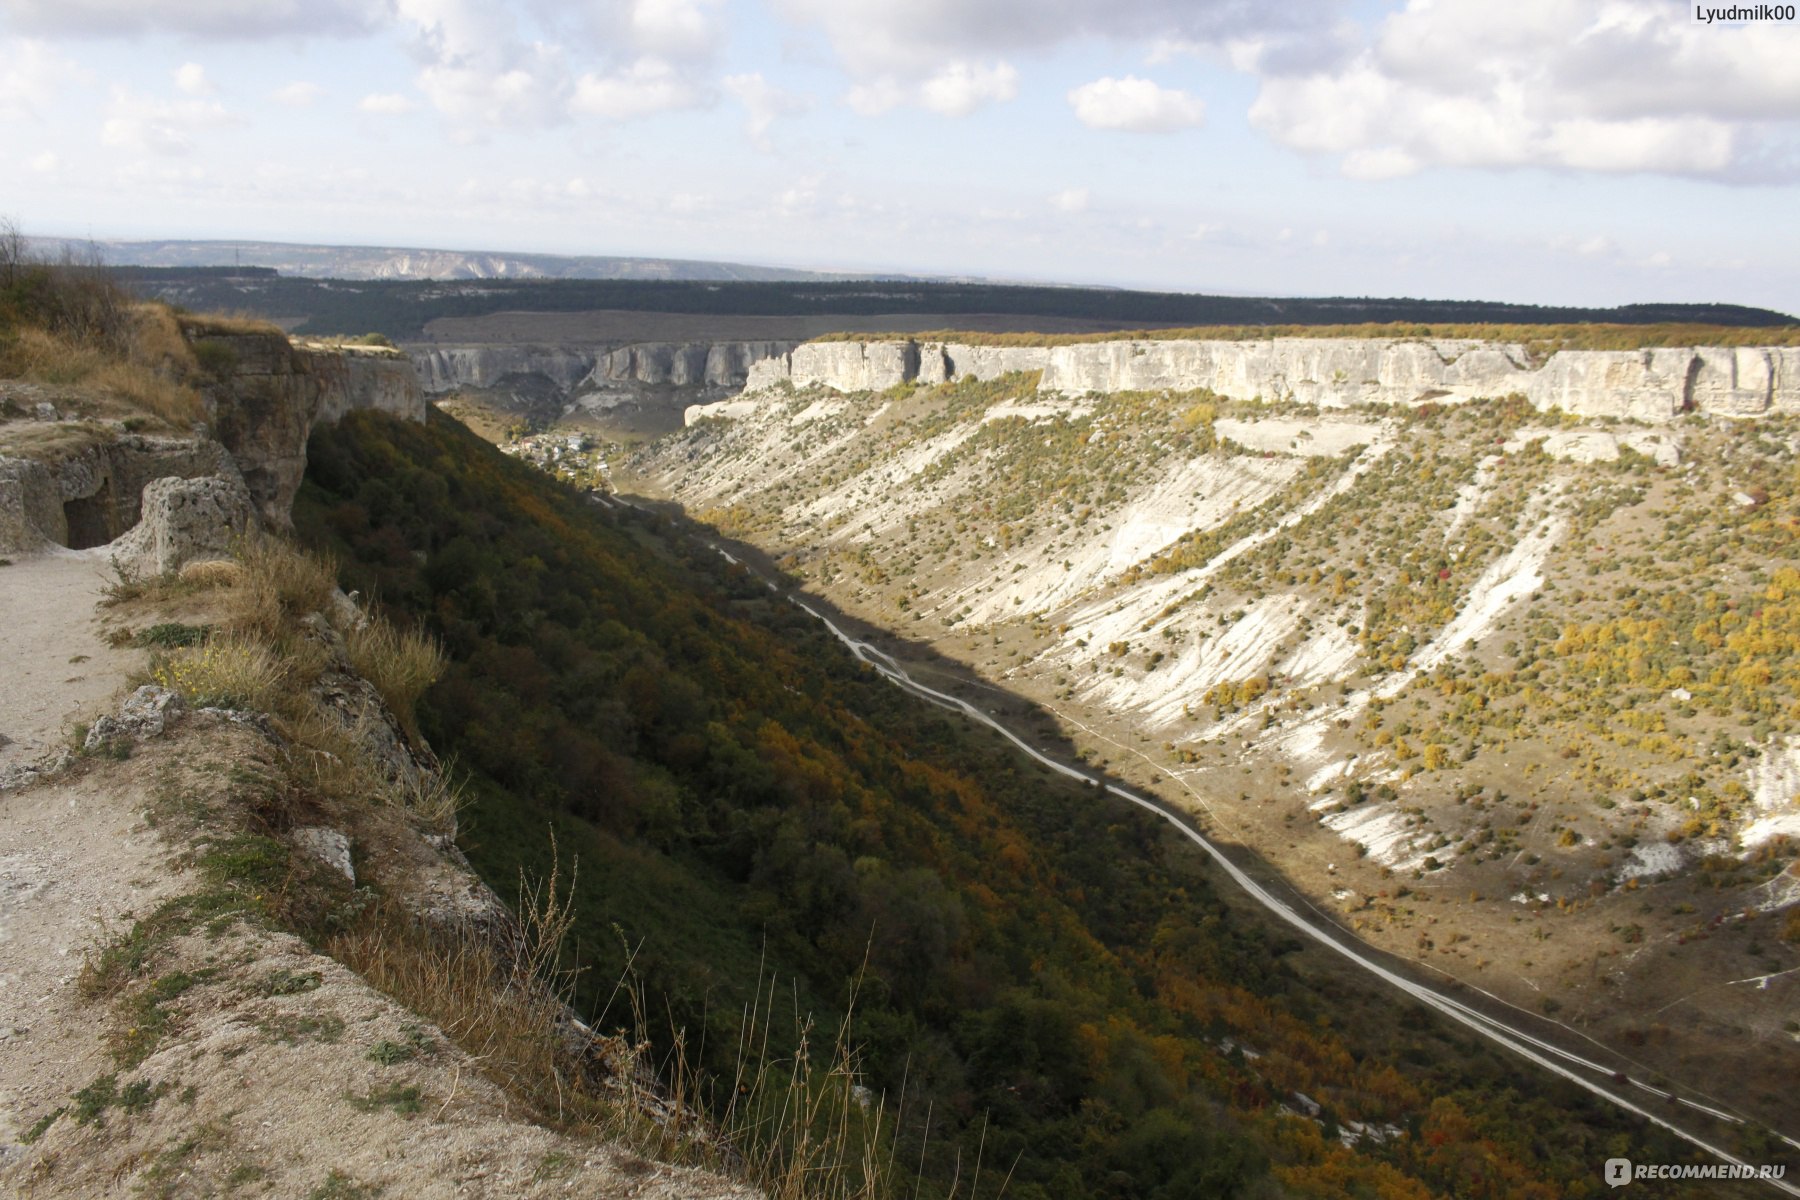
1544;116;1733;175
30;150;58;172
101;85;234;155
381;0;723;130
0;37;88;120
1068;75;1204;132
0;0;387;38
919;60;1016;117
772;0;1332;78
774;173;824;217
629;0;724;61
845;78;905;117
174;62;213;95
843;60;1016;118
723;72;810;150
571;56;707;121
359;92;419;115
774;0;1322;122
271;81;322;107
1246;0;1800;180
1341;146;1417;181
416;53;570;127
1049;187;1090;213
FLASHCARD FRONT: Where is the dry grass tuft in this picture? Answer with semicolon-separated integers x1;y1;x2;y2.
176;311;285;338
149;631;285;712
281;699;389;798
393;762;467;835
178;557;244;588
345;618;446;739
327;844;890;1198
226;534;339;642
326;858;583;1125
126;303;197;373
88;360;204;428
705;970;890;1200
1;325;108;383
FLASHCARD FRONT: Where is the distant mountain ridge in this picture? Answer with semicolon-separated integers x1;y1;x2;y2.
26;236;870;283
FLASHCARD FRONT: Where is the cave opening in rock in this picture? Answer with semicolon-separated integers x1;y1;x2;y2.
62;487;116;549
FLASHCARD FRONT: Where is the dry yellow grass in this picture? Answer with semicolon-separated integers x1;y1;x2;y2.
0;324;109;383
88;360;205;428
330;856;888;1199
325;860;591;1128
149;630;285;711
225;533;339;642
345;617;446;739
0;307;206;429
177;557;244;588
176;311;285;338
392;761;467;833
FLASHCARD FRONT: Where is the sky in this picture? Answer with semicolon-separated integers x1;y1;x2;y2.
2;0;1797;315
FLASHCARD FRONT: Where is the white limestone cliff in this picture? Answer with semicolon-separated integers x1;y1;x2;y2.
737;336;1800;423
416;340;797;397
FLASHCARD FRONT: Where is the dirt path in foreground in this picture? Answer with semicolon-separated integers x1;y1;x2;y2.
0;551;140;778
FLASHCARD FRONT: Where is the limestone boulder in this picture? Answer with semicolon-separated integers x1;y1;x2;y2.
84;685;185;750
109;473;255;578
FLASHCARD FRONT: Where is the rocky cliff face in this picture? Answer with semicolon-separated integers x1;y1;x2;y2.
414;340;796;396
740;337;1800;422
199;334;425;526
0;433;236;554
1;334;424;558
413;345;600;394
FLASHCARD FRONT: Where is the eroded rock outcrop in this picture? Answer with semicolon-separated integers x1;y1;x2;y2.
194;334;425;526
0;435;234;554
2;333;424;556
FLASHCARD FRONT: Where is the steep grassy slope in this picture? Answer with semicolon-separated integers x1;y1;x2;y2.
628;376;1800;1135
295;409;1777;1198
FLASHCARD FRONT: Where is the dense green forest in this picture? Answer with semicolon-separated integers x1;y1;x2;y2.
294;410;1733;1198
127;267;1795;341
